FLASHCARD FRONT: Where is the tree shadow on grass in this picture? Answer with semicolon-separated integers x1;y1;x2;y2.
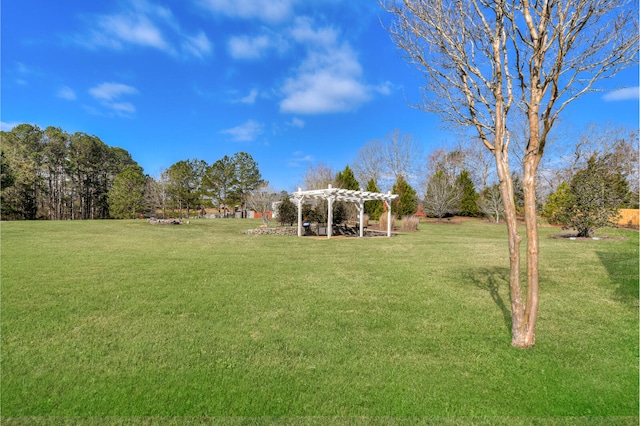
596;251;639;309
462;267;512;334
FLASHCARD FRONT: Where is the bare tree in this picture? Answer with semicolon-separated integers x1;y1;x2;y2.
478;185;504;224
302;162;335;190
247;183;278;226
463;141;496;191
381;129;423;187
352;138;385;188
425;147;466;181
384;0;638;348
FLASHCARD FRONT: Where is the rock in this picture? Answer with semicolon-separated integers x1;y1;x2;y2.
149;218;182;225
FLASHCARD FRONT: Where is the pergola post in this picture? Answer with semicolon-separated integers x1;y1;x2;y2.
296;187;303;237
327;185;333;239
359;200;364;238
386;191;392;237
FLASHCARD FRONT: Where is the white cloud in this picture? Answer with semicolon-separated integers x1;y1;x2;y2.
89;82;138;101
227;33;288;60
279;43;371;114
181;31;213;59
603;87;640;102
57;86;77;101
96;13;170;51
76;0;212;59
287;151;314;167
89;82;139;117
109;102;137;114
197;0;296;23
277;18;390;115
220;119;264;142
228;35;272;60
234;88;260;104
374;81;393;96
286;117;305;128
289;16;337;47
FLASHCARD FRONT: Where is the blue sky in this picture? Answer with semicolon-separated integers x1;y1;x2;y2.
2;0;638;192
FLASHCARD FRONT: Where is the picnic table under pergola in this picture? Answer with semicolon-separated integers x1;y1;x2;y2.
292;185;399;239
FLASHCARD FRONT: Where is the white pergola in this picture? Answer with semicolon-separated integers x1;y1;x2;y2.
292;185;399;238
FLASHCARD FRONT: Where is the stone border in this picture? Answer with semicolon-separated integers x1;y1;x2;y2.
243;226;396;237
243;227;298;236
149;218;183;225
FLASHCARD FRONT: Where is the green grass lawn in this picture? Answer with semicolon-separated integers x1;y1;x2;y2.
1;218;638;423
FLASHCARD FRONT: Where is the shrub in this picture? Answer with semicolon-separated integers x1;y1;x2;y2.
277;197;297;226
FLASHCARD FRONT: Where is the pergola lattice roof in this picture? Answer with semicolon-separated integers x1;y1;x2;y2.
292;185;399;238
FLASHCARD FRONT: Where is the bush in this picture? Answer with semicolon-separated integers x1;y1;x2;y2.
277;197;297;226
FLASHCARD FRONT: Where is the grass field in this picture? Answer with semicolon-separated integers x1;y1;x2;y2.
1;218;638;423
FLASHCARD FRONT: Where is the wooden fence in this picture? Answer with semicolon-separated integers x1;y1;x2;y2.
617;209;639;226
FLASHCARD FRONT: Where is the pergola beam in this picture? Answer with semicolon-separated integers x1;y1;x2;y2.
293;185;399;239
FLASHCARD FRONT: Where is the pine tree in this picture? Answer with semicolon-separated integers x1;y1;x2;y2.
364;178;384;220
108;165;147;219
392;175;417;218
424;170;461;221
335;165;359;190
456;170;479;217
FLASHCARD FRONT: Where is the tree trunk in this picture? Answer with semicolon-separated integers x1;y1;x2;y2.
522;157;539;348
495;151;526;347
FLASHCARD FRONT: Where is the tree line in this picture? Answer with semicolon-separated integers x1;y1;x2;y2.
1;124;263;220
1;124;137;220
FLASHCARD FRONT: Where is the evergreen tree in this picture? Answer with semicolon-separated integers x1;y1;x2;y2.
364;178;384;220
108;165;147;219
392;175;418;218
541;182;571;225
203;155;238;217
277;196;297;226
166;160;200;218
335;165;359;190
0;151;16;218
456;170;479;217
335;165;359;220
1;124;44;219
424;170;461;221
233;152;263;218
